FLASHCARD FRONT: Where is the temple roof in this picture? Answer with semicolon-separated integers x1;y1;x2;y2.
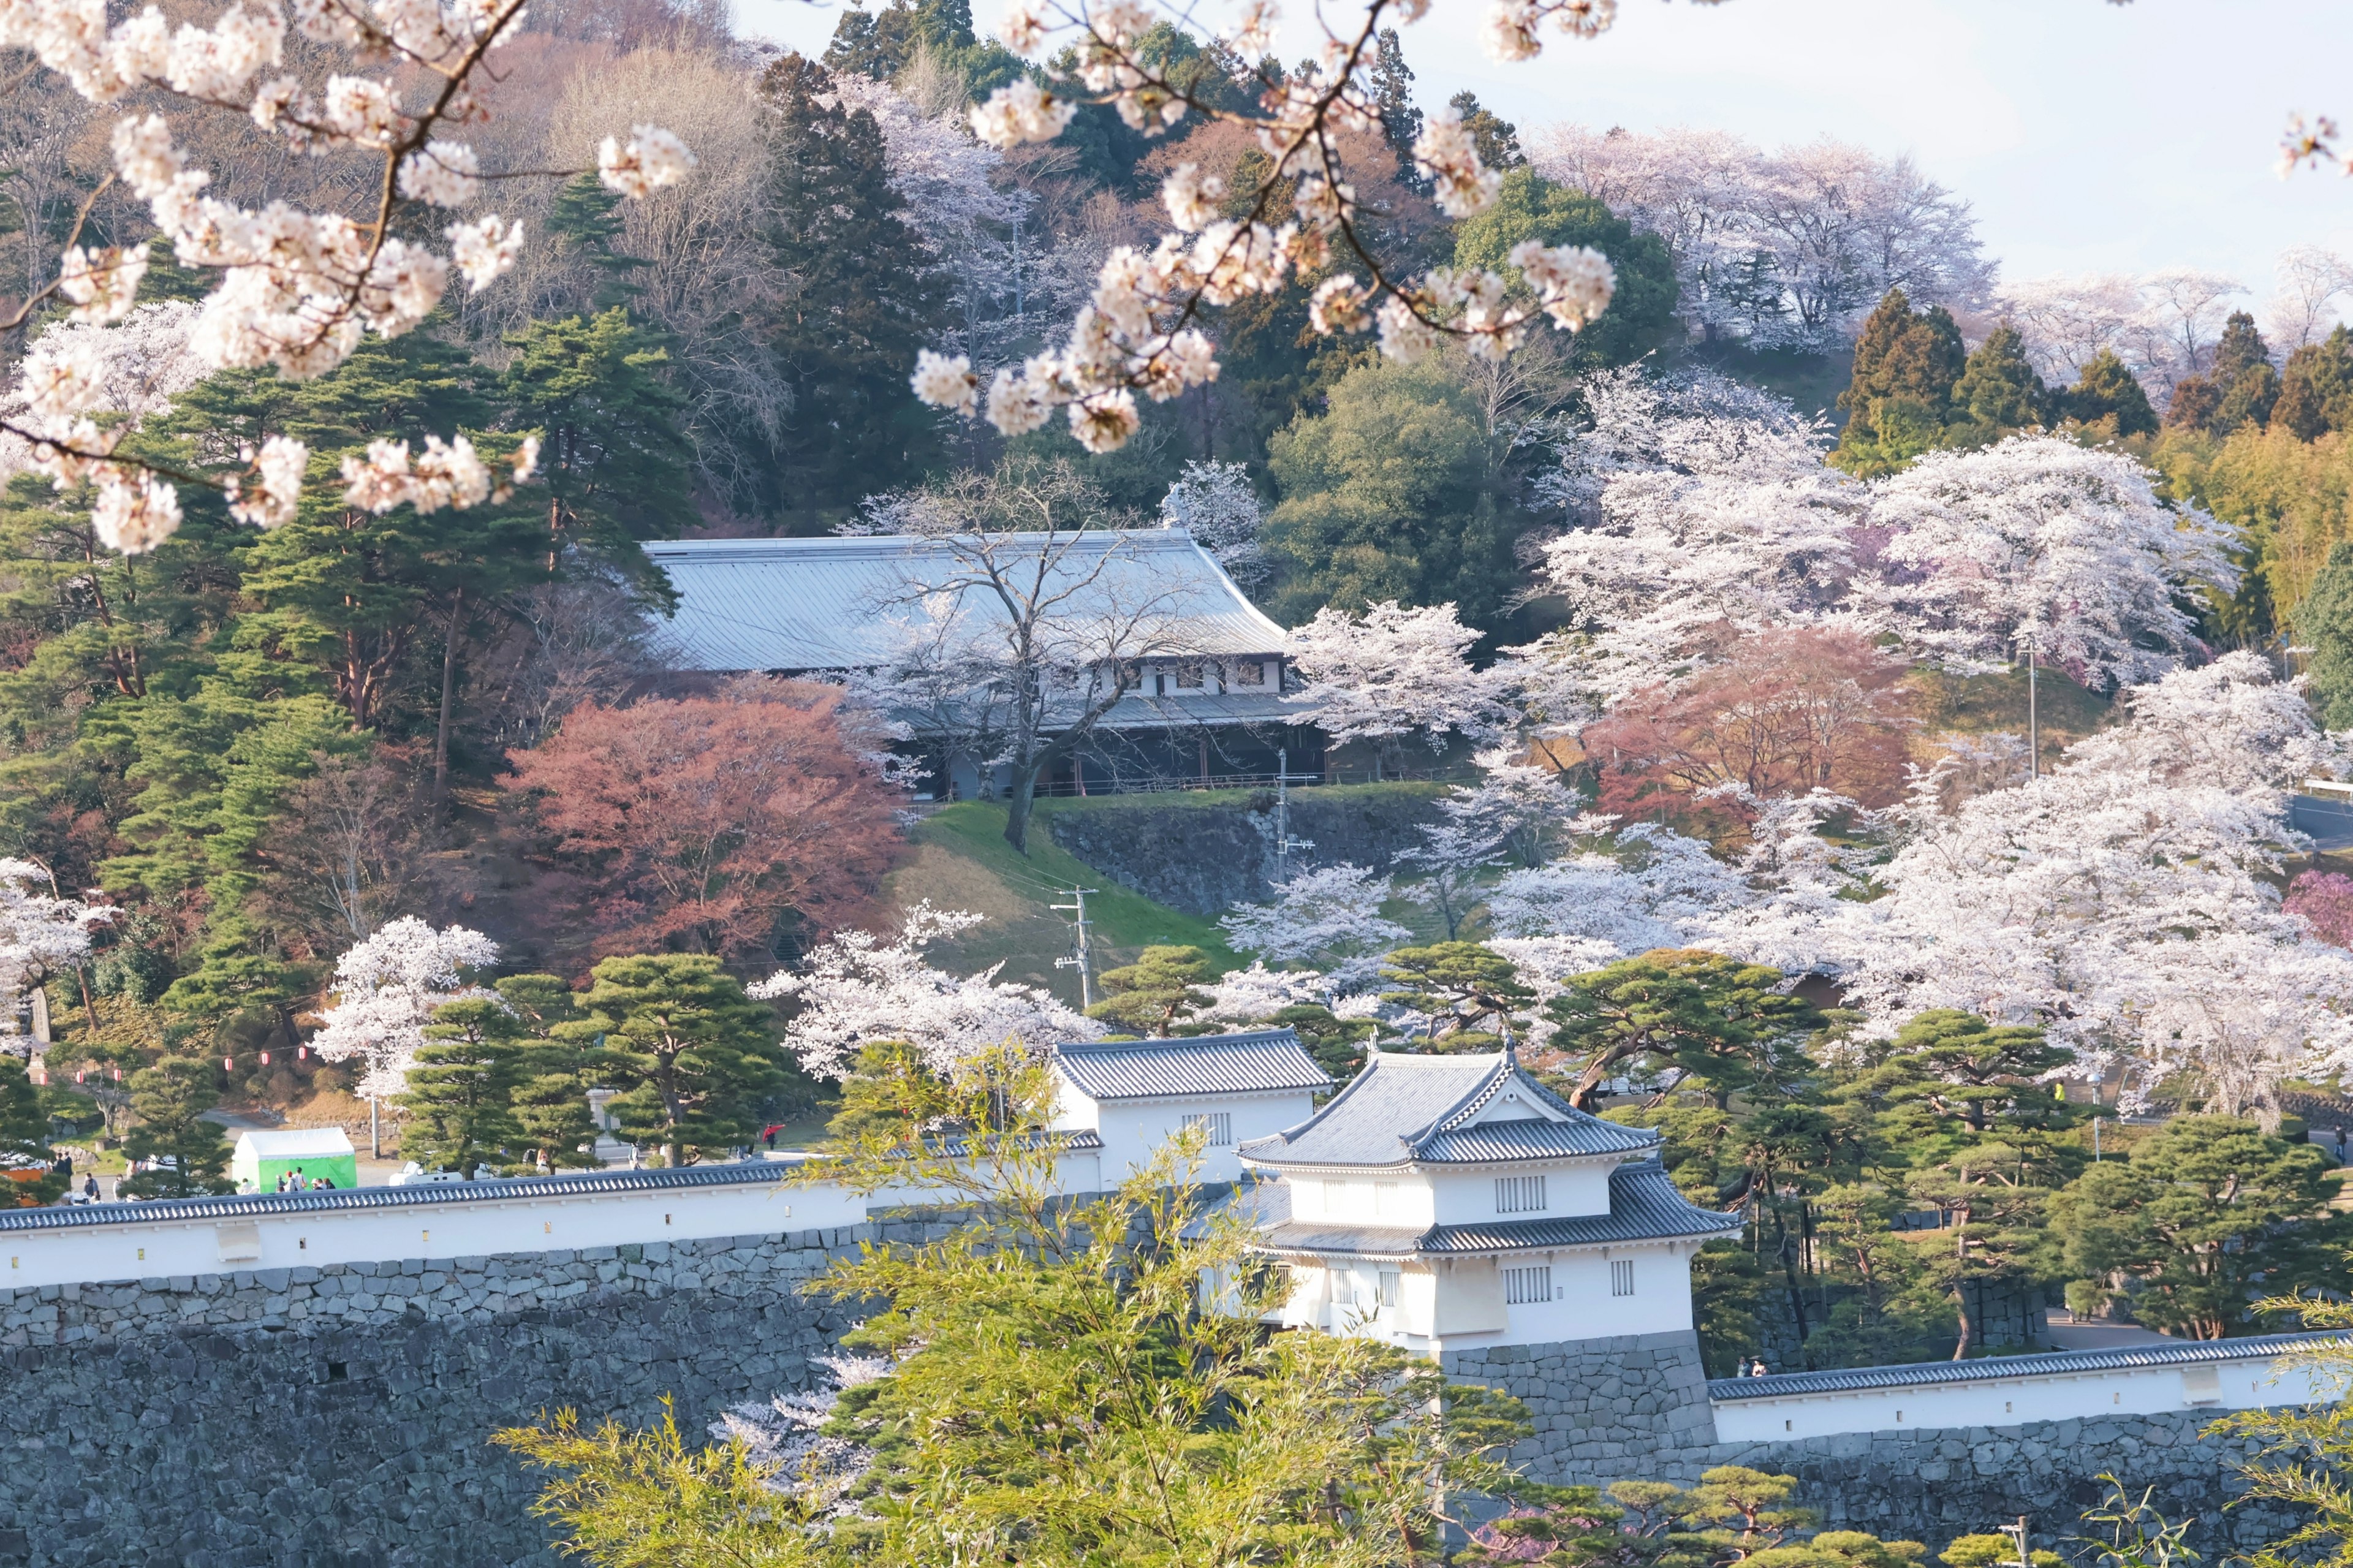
1238;1048;1657;1170
1051;1029;1332;1102
1249;1160;1740;1258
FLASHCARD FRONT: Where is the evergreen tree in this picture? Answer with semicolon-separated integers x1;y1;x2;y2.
493;974;601;1170
1379;942;1536;1049
2275;326;2353;439
565;954;805;1165
121;1056;233;1197
400;996;527;1178
757;53;947;508
542;172;641;314
1368;29;1422;188
1264;358;1515;630
1877;1009;2072;1134
1085;945;1216;1037
1832;287;1964;473
2064;349;2159;436
1949;324;2048;431
2168;312;2279;435
500;309;697;577
1267;1002;1376;1081
1446;90;1523;169
2297;541;2353;730
0;1056;56;1199
823;0;1026;96
1450;169;1678;372
1543;950;1823;1110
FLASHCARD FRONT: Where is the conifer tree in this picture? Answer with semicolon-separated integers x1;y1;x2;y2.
1949;324;2048;431
542;172;642;314
2064;349;2159;436
0;1056;53;1173
2276;326;2353;439
757;53;948;507
1832;288;1965;472
493;974;602;1170
121;1056;233;1197
1447;90;1524;170
1449;169;1678;373
1085;945;1216;1037
401;996;528;1178
564;955;804;1165
1369;29;1422;188
2298;541;2353;730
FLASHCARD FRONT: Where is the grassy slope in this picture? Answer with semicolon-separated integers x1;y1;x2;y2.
882;792;1458;1006
885;803;1245;1006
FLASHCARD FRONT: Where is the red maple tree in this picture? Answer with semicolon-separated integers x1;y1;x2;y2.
1583;627;1915;834
503;682;904;961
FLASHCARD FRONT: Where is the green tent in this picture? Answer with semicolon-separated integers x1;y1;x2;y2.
232;1129;358;1193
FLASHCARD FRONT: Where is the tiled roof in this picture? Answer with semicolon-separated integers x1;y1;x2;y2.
1238;1048;1655;1170
0;1130;1105;1233
0;1159;811;1232
1706;1331;2344;1401
1051;1029;1332;1102
1253;1161;1738;1257
642;531;1287;675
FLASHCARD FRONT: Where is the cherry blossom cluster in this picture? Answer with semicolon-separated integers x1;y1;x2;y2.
0;0;699;555
910;0;1631;450
311;915;499;1099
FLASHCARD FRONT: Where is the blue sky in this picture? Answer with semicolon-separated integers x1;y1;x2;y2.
736;0;2353;299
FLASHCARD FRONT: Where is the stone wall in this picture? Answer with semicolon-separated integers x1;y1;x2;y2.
1711;1413;2297;1555
1444;1330;1722;1476
1042;786;1446;915
0;1228;870;1568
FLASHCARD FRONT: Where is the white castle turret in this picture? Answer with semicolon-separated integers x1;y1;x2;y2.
1235;1045;1740;1355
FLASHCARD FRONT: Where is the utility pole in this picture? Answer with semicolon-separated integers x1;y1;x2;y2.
1273;748;1316;882
2003;1517;2033;1568
1052;887;1097;1007
2021;631;2040;780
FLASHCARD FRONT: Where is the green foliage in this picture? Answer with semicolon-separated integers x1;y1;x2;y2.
1085;944;1215;1036
564;954;805;1162
542;172;641;312
0;1056;53;1167
1447;89;1525;170
1452;169;1680;372
1265;1001;1376;1081
500;309;697;577
824;1039;939;1140
2275;326;2353;439
2209;1297;2353;1568
2045;1115;2347;1338
1263;357;1515;629
506;1050;1540;1566
496;974;601;1170
1544;949;1824;1109
2064;349;2159;437
2169;312;2279;437
1379;942;1535;1046
1949;326;2049;431
400;996;528;1178
756;53;945;509
120;1055;233;1197
824;0;1028;100
2298;540;2353;729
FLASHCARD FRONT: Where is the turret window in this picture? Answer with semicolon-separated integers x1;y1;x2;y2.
1188;1112;1233;1146
1495;1175;1547;1213
1611;1259;1635;1297
1504;1265;1552;1305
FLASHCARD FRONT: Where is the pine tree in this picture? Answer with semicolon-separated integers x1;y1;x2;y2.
121;1056;233;1197
1950;324;2048;430
542;172;642;314
1833;288;1966;471
1085;945;1216;1037
2170;312;2279;435
0;1056;52;1169
400;997;527;1178
566;954;805;1165
492;974;602;1170
2064;349;2159;436
757;53;948;508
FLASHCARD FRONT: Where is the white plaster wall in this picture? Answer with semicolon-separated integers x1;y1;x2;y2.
1710;1352;2339;1441
1093;1091;1317;1185
1280;1242;1698;1351
0;1169;871;1291
1289;1175;1435;1227
1425;1161;1616;1225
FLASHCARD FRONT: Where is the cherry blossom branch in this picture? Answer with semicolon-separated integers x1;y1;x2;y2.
911;0;1673;449
0;0;699;555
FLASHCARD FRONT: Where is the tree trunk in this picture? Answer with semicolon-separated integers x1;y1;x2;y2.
1003;759;1046;854
434;588;463;804
1952;1281;1974;1360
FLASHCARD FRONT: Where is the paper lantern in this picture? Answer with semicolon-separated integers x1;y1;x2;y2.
222;1056;233;1070
259;1051;270;1066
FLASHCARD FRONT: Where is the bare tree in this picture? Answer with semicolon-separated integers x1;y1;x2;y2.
260;754;432;949
2265;245;2353;350
848;457;1194;854
472;571;657;752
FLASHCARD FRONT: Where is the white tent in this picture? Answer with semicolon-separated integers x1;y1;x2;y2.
232;1128;358;1192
